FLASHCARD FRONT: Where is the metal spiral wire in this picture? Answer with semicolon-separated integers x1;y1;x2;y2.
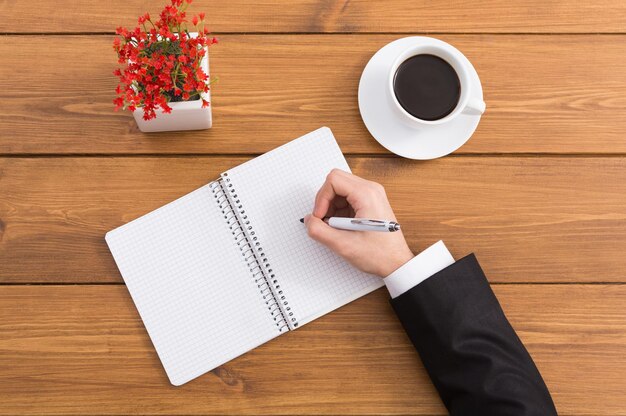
210;179;296;332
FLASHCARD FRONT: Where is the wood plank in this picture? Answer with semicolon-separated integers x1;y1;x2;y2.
1;1;626;33
1;35;626;154
0;284;624;415
1;156;626;283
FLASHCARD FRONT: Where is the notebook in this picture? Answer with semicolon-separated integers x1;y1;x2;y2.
105;127;384;386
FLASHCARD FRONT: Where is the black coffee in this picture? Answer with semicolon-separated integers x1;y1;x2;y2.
393;54;461;121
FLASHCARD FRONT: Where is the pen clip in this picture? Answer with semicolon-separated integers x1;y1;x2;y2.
350;219;387;228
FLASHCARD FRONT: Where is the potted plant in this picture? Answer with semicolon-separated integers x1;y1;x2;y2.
113;0;218;132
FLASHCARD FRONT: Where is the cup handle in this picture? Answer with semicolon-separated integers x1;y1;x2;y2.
462;97;486;115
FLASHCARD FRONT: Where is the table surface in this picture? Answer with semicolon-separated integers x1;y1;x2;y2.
1;1;626;415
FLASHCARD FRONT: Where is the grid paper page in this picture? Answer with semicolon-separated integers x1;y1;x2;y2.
223;127;384;327
105;184;280;386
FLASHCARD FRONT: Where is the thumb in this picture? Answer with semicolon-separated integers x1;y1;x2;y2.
304;215;348;253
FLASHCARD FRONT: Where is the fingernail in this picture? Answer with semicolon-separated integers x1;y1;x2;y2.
303;214;311;225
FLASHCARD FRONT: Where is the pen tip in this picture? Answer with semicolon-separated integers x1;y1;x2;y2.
299;218;304;223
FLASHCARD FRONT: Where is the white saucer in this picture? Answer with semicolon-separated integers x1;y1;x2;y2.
358;37;483;160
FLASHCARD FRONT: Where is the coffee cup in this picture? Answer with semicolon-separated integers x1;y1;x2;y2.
388;40;485;128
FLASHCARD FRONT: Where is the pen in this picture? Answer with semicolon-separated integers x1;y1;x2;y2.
299;217;401;232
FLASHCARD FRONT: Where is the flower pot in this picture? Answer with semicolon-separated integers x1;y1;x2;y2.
132;46;212;133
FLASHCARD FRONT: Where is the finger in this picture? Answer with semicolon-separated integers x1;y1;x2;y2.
304;215;350;253
313;169;359;218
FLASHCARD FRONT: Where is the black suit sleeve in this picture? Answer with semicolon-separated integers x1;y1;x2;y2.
391;254;557;416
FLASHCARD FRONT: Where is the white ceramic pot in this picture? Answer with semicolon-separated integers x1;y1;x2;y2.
132;41;212;133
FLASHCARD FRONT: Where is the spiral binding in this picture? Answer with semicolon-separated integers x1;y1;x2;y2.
210;178;297;332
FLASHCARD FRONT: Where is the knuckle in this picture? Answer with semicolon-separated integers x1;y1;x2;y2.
307;222;322;240
364;183;382;198
371;182;386;194
327;168;340;179
306;224;318;238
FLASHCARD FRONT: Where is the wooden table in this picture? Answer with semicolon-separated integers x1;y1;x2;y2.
1;1;626;415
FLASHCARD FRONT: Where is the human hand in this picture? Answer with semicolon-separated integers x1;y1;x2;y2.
304;169;414;277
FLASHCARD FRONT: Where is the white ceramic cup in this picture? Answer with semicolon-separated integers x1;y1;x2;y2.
388;40;486;128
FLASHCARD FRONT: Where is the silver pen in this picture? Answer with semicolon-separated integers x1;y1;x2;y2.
299;217;401;232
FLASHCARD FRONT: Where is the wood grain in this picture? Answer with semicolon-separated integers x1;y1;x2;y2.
1;156;626;283
1;1;624;415
2;35;626;155
2;0;626;34
0;285;624;415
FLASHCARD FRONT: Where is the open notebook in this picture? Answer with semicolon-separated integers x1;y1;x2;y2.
106;127;383;385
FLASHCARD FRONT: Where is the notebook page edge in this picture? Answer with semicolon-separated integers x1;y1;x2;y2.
104;188;212;386
105;183;215;239
222;127;344;177
105;182;281;386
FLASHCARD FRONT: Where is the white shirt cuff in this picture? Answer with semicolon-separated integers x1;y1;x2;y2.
384;240;455;299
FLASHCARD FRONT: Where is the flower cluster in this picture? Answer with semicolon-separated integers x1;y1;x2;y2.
113;0;218;120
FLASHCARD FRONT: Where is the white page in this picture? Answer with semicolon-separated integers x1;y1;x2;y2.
106;184;279;386
223;127;384;327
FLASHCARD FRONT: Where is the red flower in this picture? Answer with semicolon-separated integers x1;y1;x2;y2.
138;13;150;24
113;97;124;110
112;0;216;120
